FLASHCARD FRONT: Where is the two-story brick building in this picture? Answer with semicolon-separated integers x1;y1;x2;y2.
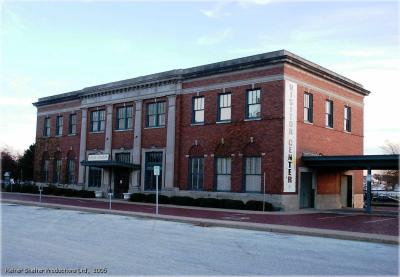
33;50;370;210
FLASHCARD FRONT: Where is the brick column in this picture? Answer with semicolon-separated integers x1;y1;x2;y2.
78;108;87;186
131;100;142;191
165;95;176;189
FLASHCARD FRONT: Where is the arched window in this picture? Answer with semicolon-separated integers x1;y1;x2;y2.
214;142;231;192
41;152;50;183
66;151;76;184
53;151;62;183
188;144;205;191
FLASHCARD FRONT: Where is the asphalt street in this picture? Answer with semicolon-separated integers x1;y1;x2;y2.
2;203;399;276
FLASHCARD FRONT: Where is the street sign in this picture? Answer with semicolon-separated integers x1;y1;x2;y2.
154;166;160;176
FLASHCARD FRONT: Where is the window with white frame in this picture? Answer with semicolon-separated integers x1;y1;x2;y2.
325;100;333;128
246;89;261;119
189;157;204;190
53;158;62;183
43;117;51;137
56;116;63;136
216;157;231;191
41;159;49;182
117;106;133;130
218;93;231;121
245;157;261;192
192;97;205;124
344;106;351;132
304;93;313;123
69;114;77;134
67;159;75;184
146;102;166;127
91;110;105;132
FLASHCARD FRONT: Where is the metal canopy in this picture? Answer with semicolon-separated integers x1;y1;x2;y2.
80;160;140;170
302;154;399;170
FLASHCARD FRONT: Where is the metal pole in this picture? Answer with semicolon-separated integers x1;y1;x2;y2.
263;172;266;212
156;174;159;214
366;167;372;214
39;189;42;203
109;192;112;210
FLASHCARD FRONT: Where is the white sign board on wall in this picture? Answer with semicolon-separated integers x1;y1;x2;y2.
88;154;109;161
283;80;297;193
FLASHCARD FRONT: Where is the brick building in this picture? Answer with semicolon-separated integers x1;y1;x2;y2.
33;50;370;210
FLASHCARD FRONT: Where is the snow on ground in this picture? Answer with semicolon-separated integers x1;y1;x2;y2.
1;204;399;276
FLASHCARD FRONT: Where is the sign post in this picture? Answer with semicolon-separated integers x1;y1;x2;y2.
154;166;160;214
38;184;42;203
108;185;112;210
263;172;266;212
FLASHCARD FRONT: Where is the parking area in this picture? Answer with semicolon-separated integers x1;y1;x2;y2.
1;192;398;237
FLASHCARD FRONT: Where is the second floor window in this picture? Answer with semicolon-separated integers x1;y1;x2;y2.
304;93;313;123
56;116;63;136
218;93;231;121
192;97;204;124
69;114;77;134
43;117;51;137
344;106;351;132
146;102;166;127
116;106;133;130
325;100;334;128
246;89;261;119
91;110;105;132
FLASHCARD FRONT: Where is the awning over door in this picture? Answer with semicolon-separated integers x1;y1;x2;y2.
80;160;140;170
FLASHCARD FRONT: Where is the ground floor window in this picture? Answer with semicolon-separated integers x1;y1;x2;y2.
245;157;261;192
41;160;49;183
53;159;62;183
189;157;204;190
88;167;102;187
216;157;231;191
144;151;163;190
67;159;75;184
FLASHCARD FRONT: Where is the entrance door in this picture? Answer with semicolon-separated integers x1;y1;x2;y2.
341;175;353;207
114;169;130;198
144;152;163;190
300;172;315;209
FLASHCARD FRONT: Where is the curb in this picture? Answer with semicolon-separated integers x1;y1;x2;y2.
2;199;399;245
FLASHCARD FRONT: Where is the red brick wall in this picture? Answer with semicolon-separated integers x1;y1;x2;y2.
34;101;81;183
141;98;168;149
86;106;106;150
177;80;285;193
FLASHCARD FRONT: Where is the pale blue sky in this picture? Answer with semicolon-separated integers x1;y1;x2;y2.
1;0;399;154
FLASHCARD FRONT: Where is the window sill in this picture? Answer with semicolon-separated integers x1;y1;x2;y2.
89;131;105;134
68;133;78;137
216;120;231;124
325;126;334;130
191;123;204;126
244;117;262;122
115;129;133;132
144;126;165;130
55;135;62;137
303;121;313;125
344;130;352;134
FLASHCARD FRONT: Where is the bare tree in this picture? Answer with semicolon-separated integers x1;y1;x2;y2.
380;140;399;189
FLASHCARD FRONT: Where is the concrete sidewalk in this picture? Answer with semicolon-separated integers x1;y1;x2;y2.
2;194;398;245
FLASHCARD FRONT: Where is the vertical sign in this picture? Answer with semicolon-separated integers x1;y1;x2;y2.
283;80;297;192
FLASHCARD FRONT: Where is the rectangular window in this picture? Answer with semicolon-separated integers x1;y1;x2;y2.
56;116;63;136
146;102;166;127
325;100;334;128
67;159;75;184
245;157;261;192
90;110;105;132
116;106;133;130
42;160;49;182
189;157;204;190
88;167;102;187
192;97;205;124
43;117;51;137
116;152;131;163
69;114;77;134
144;151;163;190
216;157;231;191
304;93;313;123
218;93;231;122
54;159;62;183
246;89;261;119
344;106;351;132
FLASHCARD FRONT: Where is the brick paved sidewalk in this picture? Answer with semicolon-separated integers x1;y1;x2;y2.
1;192;398;243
